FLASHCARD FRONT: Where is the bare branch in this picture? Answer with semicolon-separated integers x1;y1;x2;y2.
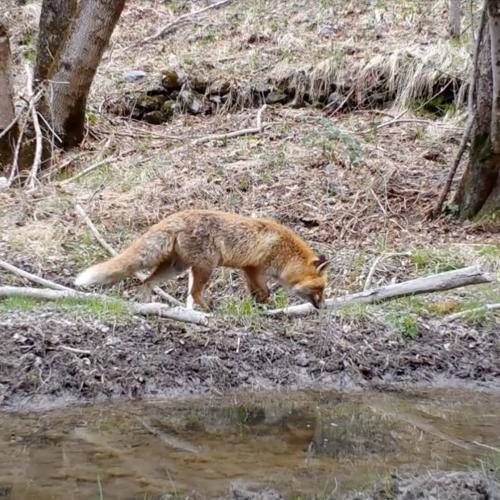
0;259;75;292
0;286;209;325
266;266;495;317
25;63;43;190
445;302;500;321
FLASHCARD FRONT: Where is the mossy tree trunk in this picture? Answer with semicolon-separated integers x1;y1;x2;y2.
454;0;500;220
0;22;17;169
35;0;78;83
42;0;125;148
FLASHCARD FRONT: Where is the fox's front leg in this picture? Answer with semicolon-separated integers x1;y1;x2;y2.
187;267;213;310
242;266;270;303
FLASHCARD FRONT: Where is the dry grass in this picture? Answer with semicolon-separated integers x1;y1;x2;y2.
1;0;498;317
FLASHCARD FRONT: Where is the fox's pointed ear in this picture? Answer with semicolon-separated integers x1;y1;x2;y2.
313;255;328;273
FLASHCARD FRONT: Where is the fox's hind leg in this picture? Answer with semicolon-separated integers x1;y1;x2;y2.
141;257;186;301
242;266;270;303
187;267;212;310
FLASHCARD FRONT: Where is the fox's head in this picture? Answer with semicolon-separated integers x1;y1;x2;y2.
291;255;328;309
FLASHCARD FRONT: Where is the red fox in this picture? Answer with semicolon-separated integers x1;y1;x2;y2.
75;210;328;310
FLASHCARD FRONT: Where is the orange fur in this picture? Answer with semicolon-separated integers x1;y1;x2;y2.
75;210;328;309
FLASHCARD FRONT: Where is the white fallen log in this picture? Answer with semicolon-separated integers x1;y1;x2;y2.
266;266;496;317
0;286;209;326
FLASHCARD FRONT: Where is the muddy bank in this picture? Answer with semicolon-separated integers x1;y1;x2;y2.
1;307;499;410
342;472;500;500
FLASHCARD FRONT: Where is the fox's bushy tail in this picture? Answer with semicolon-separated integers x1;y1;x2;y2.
74;225;174;287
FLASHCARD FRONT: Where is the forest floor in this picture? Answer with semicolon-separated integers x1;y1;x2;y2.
0;0;499;411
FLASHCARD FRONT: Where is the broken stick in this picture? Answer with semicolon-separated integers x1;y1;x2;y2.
266;265;495;317
0;286;209;326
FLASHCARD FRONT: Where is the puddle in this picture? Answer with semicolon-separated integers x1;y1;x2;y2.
0;389;499;499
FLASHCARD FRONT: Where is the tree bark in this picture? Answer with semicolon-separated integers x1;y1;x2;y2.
454;2;500;220
448;0;462;39
0;22;17;168
35;0;78;83
46;0;125;148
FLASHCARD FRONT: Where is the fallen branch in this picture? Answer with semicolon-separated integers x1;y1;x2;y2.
60;155;119;185
0;259;75;292
75;204;182;306
168;104;269;158
142;0;232;44
0;286;209;326
445;302;500;322
191;103;268;145
266;266;495;317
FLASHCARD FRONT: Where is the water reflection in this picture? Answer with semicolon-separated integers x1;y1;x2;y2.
0;389;499;499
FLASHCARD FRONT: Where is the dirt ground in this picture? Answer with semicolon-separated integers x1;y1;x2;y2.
0;303;498;410
0;1;499;410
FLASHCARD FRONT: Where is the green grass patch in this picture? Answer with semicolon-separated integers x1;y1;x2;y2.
385;312;419;339
410;249;466;273
0;296;42;312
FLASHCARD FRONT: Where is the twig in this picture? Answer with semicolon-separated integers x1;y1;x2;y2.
266;266;495;317
0;113;21;141
472;440;500;453
58;345;92;356
364;252;411;291
7;112;28;187
431;117;474;217
445;302;500;322
25;63;43;190
0;286;209;325
75;204;183;307
142;0;232;44
360;118;463;134
0;259;75;292
60;156;118;185
169;104;269;157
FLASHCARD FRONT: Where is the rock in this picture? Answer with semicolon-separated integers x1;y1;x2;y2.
161;100;175;119
317;25;336;38
326;91;346;109
265;91;288;105
208;79;231;95
0;177;8;189
121;70;146;83
227;483;284;500
191;75;209;93
142;110;171;124
132;93;167;112
179;89;204;114
161;69;184;91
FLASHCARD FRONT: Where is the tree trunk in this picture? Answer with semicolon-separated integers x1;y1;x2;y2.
35;0;78;83
46;0;125;148
0;22;17;169
448;0;462;39
454;2;500;220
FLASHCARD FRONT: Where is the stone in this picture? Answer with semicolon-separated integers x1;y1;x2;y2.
121;70;146;82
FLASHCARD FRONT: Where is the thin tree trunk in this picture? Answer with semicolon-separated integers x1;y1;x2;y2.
449;0;462;38
35;0;78;83
0;22;17;168
454;2;500;219
46;0;125;148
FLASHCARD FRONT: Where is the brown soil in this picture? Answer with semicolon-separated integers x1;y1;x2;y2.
1;303;498;410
